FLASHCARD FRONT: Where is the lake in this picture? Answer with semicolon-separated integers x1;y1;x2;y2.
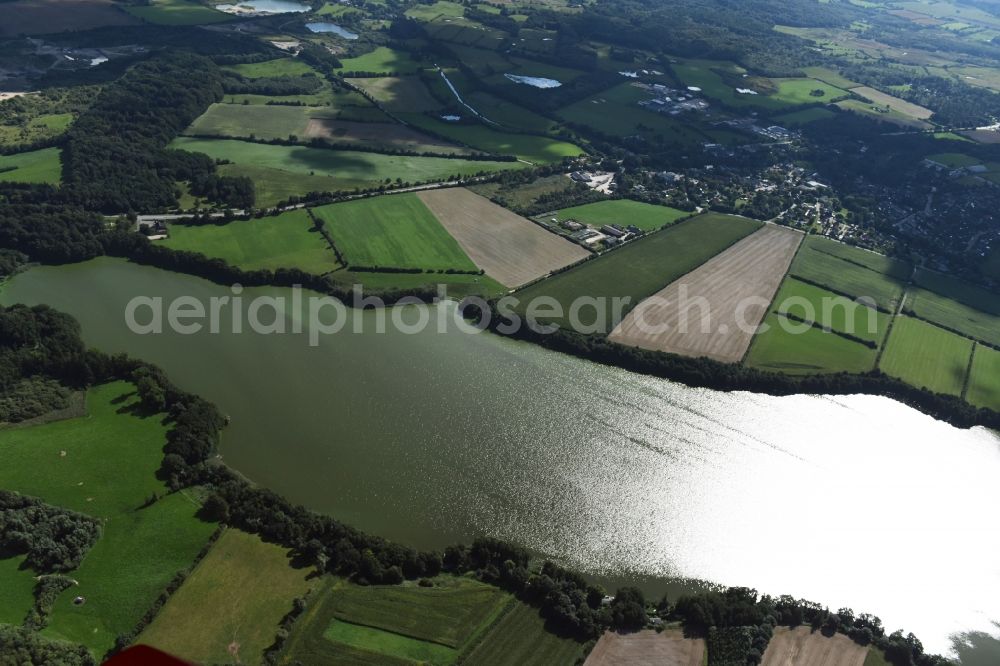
3;257;999;660
216;0;310;14
504;73;562;88
305;22;359;39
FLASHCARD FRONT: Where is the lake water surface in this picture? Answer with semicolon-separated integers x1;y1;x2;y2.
3;258;999;659
305;22;359;39
216;0;309;13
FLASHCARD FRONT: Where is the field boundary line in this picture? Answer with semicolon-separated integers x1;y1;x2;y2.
328;614;461;650
961;342;978;401
875;288;909;369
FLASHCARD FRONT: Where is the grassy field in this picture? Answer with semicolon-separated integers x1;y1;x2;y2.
790;237;909;311
774;107;837;125
162;209;338;274
671;61;821;111
801;66;860;89
772;277;890;344
514;213;761;332
125;0;232;25
746;311;880;374
0;147;62;185
460;602;585;666
470;173;579;211
0;382;215;655
327;267;507;298
312;194;477;271
465;92;555;132
908;269;1000;345
171;138;523;201
281;575;524;665
0;555;37;626
879;316;973;395
550;200;689;231
404;0;465;20
399;113;583;164
925;152;981;168
337;47;422;74
966;344;1000;411
347;76;443;112
0;112;74;149
770;78;851;105
224;58;316;79
137;529;314;665
327;576;510;647
184;103;318;141
557;82;706;144
218;164;345;207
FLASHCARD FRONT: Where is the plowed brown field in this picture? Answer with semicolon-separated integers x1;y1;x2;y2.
761;627;869;666
609;224;802;362
584;629;704;666
417;188;589;288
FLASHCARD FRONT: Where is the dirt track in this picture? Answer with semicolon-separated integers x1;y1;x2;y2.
584;630;704;666
609;224;802;362
417;188;589;288
761;627;869;666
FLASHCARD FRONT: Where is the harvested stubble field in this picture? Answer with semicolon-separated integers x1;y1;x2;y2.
610;225;802;363
850;86;933;120
584;629;705;666
304;118;471;154
760;626;869;666
514;213;761;333
417;187;589;287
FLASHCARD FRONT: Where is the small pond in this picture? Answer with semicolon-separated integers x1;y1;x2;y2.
504;73;561;88
305;22;359;39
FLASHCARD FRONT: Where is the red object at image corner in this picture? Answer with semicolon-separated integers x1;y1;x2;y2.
103;645;191;666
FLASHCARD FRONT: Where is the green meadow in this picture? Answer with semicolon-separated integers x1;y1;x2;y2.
745;311;879;374
137;529;313;665
0;382;215;655
312;194;476;271
162;209;339;274
399;114;583;163
125;0;232;25
337;47;422;74
879;317;973;396
515;213;761;332
323;620;456;664
0;147;62;185
170;138;523;198
184;104;320;141
772;277;890;345
908;269;1000;346
459;602;586;666
966;344;1000;411
790;237;909;311
0;555;36;626
558;83;707;144
550;200;690;231
464;92;555;132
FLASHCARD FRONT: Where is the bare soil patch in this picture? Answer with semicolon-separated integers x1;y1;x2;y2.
609;224;802;363
584;629;705;666
417;187;589;288
850;86;933;120
0;0;140;37
761;627;869;666
303;118;472;154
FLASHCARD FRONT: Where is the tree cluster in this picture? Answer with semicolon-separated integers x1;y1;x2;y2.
0;490;101;573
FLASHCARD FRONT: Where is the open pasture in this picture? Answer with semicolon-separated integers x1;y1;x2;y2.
745;311;879;374
879;316;973;396
551;200;689;231
609;225;802;363
470;173;581;212
802;236;912;280
347;76;443;112
399;113;583;163
0;382;215;655
171;137;523;190
404;0;465;20
790;238;908;312
312;193;477;271
326;576;511;648
905;287;1000;347
836;98;933;129
770;78;851;105
337;47;423;74
514;213;761;333
0;555;37;626
966;344;1000;411
305;118;471;153
459;602;585;666
162;209;338;274
0;147;62;185
584;629;704;666
448;47;514;77
0;0;140;37
0;112;74;149
425;15;508;49
184;103;316;140
137;529;313;665
771;277;890;345
224;58;316;79
760;626;869;666
465;91;555;132
124;0;232;25
218;164;345;207
416;187;589;287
